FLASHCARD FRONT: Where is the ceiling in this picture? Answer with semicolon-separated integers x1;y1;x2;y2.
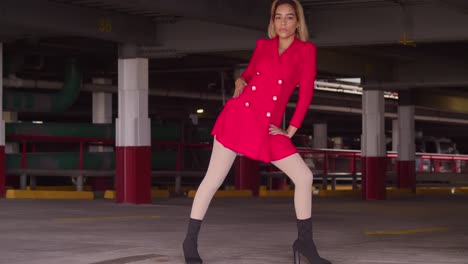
2;0;468;150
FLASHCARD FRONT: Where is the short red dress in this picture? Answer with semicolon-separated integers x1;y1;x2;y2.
211;36;317;163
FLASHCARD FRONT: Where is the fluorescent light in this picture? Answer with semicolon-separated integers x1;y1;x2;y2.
32;121;43;124
315;80;399;100
196;109;204;114
336;78;361;84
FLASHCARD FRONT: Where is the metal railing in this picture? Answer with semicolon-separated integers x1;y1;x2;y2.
5;134;468;192
5;135;213;192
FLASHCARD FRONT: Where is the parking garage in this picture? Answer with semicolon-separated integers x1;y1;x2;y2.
1;0;468;263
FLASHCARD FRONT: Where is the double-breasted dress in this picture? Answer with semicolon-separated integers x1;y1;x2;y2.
211;36;317;163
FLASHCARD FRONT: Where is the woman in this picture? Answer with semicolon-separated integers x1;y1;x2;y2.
183;0;331;263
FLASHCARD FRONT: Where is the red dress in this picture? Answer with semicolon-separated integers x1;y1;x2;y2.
211;36;317;163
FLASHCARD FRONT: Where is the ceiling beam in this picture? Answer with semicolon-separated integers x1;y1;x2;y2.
307;1;468;46
144;19;264;56
0;0;157;44
107;0;271;31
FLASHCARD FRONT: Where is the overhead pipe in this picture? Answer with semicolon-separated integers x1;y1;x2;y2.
4;76;468;125
3;59;81;112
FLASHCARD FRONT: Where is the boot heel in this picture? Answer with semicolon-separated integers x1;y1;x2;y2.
293;249;301;264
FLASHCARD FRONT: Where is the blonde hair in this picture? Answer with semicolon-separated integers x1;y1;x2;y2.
268;0;309;42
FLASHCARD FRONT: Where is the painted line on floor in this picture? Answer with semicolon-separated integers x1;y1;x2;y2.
365;227;448;235
54;215;161;222
89;254;167;264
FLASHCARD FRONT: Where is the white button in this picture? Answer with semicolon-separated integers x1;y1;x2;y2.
256;72;260;75
245;102;250;107
272;96;278;101
252;86;257;91
278;80;283;85
266;112;271;117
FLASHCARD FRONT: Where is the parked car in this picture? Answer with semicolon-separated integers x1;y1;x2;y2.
415;136;462;173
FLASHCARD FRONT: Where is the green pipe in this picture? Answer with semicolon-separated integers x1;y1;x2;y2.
5;151;178;170
5;123;181;141
3;59;81;112
5;123;114;139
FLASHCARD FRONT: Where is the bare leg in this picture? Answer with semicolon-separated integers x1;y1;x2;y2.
190;136;238;220
183;137;237;263
271;153;313;219
271;153;331;264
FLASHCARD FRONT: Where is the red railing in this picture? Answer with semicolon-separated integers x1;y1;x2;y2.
6;134;468;180
8;135;114;170
7;135;213;173
151;141;213;172
415;153;468;173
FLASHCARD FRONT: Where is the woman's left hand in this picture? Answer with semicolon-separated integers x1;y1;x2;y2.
269;124;290;138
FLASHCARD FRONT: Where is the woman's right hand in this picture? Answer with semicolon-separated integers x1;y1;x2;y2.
233;77;247;97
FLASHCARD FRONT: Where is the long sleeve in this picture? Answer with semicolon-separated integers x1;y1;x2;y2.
289;42;317;129
240;39;264;83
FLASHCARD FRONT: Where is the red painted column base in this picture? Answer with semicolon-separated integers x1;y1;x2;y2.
116;146;152;204
397;160;416;191
0;146;5;198
362;156;387;200
234;156;260;196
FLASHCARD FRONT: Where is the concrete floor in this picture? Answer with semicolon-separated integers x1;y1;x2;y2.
0;194;467;264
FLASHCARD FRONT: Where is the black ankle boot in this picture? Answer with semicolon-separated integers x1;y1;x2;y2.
183;218;203;264
292;218;331;264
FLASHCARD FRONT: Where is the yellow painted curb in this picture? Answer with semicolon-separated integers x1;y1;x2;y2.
333;185;355;191
188;190;253;198
27;185;93;191
381;187;468;195
387;188;414;195
259;189;294;197
165;186;193;192
365;227;448;235
104;190;115;199
315;190;361;197
6;190;93;200
416;187;455;195
104;190;170;199
151;189;170;198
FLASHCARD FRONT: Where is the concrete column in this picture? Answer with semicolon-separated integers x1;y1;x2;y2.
313;123;327;148
3;112;19;153
3;112;21;190
361;90;386;200
392;119;398;152
332;137;343;149
0;43;5;198
397;104;416;190
91;78;113;152
115;44;151;204
89;78;114;191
